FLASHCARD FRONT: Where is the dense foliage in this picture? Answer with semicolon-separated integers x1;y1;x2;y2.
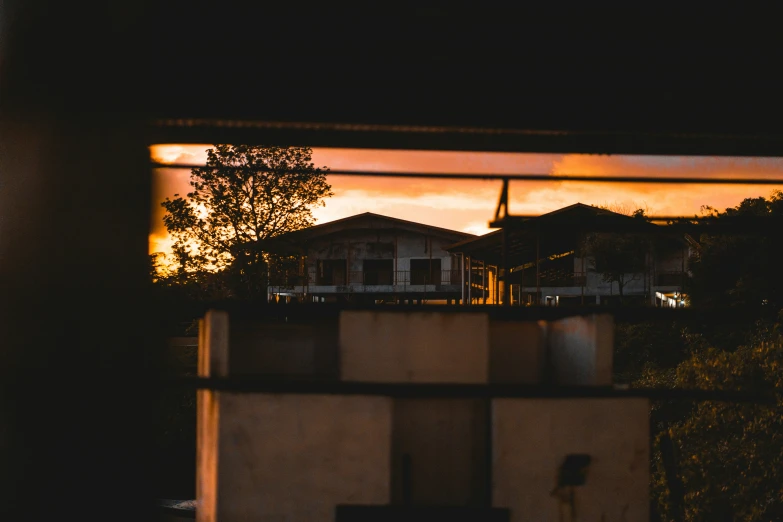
689;190;783;310
609;193;783;521
581;208;651;303
157;145;331;300
624;320;783;522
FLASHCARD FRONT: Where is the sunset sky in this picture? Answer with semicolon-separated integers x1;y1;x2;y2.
149;145;783;254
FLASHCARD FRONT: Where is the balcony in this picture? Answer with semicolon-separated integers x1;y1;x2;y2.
349;270;462;286
516;271;587;287
270;269;464;293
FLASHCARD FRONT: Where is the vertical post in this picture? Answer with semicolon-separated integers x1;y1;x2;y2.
394;233;398;286
304;254;309;301
580;235;586;305
581;253;586;305
428;235;432;287
467;255;472;305
681;243;686;305
482;261;487;304
535;224;541;306
460;253;466;305
520;262;525;306
502;226;510;307
495;265;500;306
267;258;272;300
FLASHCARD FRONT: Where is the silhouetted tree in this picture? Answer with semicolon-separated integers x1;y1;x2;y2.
582;209;651;304
159;145;332;300
689;191;783;311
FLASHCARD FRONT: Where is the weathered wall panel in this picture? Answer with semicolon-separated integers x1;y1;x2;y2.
213;394;392;522
340;311;489;383
391;398;489;506
492;398;649;522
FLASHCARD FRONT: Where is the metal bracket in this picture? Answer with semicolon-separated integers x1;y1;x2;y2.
494;178;509;221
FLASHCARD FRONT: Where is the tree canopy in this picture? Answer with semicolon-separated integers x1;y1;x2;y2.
689;191;783;310
159;145;332;299
628;319;783;522
581;208;651;302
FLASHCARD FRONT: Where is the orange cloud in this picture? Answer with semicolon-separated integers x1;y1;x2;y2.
149;145;783;254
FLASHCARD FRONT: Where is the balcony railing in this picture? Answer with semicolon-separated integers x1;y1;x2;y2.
275;270;464;287
515;270;687;287
348;270;461;286
517;271;587;287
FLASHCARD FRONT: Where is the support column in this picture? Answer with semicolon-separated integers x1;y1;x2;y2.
581;250;586;305
495;266;500;306
482;261;487;304
304;254;309;301
502;226;510;307
535;224;541;307
467;256;472;305
681;243;686;302
460;253;466;305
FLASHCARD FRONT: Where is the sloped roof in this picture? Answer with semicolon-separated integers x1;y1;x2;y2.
266;212;475;254
445;203;662;264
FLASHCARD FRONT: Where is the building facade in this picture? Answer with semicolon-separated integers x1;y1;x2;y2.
446;204;696;307
267;213;475;304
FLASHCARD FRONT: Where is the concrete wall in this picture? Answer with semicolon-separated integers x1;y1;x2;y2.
206;311;608;387
209;312;548;385
197;310;647;521
391;398;488;506
340;311;489;383
229;320;339;379
198;312;392;522
213;394;392;522
547;314;613;386
488;320;546;384
341;311;610;387
492;398;650;522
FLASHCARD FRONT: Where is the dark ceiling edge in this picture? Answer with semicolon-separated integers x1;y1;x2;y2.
147;120;783;157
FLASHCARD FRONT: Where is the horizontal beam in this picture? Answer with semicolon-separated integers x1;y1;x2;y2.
147;120;783;157
490;215;783;233
171;377;774;404
152;162;783;185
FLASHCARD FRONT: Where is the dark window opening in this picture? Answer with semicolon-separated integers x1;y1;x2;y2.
363;259;394;285
317;259;347;285
410;259;442;285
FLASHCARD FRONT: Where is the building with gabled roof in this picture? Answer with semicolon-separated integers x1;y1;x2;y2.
445;203;693;307
267;213;476;304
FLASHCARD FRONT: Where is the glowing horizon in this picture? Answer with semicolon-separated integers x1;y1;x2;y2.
149;145;783;255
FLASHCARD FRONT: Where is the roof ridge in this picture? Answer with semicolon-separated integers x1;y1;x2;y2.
275;211;476;239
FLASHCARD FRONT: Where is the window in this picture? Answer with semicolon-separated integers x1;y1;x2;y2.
410;259;442;285
363;259;393;285
317;259;347;285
